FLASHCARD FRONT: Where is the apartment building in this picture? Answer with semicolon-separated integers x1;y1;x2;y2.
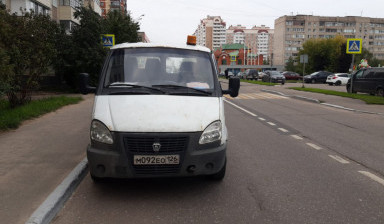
193;15;226;50
2;0;101;33
274;15;384;66
99;0;126;17
226;24;274;61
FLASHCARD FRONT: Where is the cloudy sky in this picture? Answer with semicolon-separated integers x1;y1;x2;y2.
128;0;383;44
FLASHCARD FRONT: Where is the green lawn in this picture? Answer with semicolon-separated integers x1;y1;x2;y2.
0;96;83;130
289;87;384;105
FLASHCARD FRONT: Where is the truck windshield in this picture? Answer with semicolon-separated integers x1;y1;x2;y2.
104;47;215;91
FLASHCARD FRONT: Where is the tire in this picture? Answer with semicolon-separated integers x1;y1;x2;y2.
376;88;384;97
335;81;341;86
210;158;226;181
91;174;107;183
311;79;316;84
347;85;356;94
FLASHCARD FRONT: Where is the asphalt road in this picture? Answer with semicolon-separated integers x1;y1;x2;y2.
52;83;384;224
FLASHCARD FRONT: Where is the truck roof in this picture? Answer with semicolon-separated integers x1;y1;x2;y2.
111;42;211;53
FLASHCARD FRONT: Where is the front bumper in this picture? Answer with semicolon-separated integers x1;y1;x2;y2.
87;132;227;178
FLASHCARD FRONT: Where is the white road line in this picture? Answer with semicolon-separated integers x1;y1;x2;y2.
291;135;303;140
306;143;322;150
224;99;257;117
358;171;384;187
258;117;266;121
278;128;289;133
328;155;350;164
267;122;276;126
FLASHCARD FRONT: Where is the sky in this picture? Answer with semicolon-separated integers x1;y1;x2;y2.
127;0;384;44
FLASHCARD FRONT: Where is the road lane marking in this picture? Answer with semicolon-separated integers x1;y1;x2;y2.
224;99;257;117
328;155;350;164
358;171;384;187
267;122;276;126
306;143;322;150
258;117;266;121
291;135;303;140
224;93;289;100
278;128;289;133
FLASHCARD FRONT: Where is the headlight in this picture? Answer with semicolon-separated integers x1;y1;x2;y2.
90;120;113;144
199;121;222;144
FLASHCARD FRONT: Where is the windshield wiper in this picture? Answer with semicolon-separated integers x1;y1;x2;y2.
152;84;212;95
107;83;166;93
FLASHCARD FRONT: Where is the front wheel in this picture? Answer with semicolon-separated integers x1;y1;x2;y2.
335;81;341;86
209;159;226;181
376;88;384;97
90;173;108;183
311;79;316;84
347;85;356;93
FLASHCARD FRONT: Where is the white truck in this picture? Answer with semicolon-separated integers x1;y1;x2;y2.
79;36;240;181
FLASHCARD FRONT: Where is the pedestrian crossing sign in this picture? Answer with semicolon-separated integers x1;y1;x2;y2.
101;34;115;48
346;38;362;54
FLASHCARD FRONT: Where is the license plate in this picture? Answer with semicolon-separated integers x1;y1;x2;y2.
133;155;180;165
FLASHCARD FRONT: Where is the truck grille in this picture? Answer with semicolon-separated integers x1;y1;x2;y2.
124;135;189;175
124;136;188;153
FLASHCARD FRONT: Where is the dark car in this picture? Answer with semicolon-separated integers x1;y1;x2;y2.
262;71;286;84
346;67;384;96
282;71;301;80
244;69;259;80
303;71;333;83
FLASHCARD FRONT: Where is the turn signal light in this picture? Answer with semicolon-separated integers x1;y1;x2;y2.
187;35;196;45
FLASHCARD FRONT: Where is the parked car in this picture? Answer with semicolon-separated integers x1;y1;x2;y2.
236;71;244;79
326;73;350;86
346;67;384;96
282;71;301;80
262;71;286;84
244;69;259;80
303;71;333;83
258;71;267;79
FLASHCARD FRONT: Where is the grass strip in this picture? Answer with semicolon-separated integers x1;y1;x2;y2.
240;79;277;86
289;87;384;105
0;96;83;130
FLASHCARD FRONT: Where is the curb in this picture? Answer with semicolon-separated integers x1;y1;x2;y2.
25;158;88;224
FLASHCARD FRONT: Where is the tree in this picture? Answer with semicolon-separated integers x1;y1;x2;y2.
0;6;60;107
103;10;140;44
297;35;352;74
285;56;295;71
65;6;107;87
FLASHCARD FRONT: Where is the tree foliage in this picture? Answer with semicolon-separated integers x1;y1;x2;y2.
296;36;352;74
284;56;295;71
103;10;140;44
57;6;140;88
0;5;60;107
1;4;141;106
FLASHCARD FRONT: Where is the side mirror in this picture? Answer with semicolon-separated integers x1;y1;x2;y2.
222;77;240;97
78;73;96;95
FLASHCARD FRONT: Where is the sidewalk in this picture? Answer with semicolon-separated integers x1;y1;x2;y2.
0;94;93;224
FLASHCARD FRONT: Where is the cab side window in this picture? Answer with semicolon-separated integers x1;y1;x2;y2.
365;72;375;78
355;70;364;79
374;72;384;78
